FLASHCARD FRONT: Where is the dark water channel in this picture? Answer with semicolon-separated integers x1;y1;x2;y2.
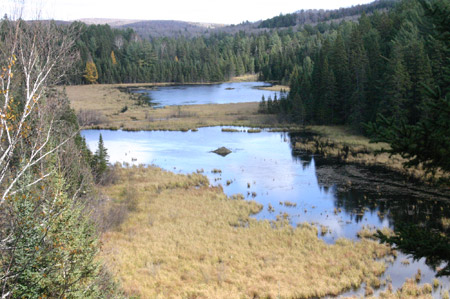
82;127;449;297
131;82;281;107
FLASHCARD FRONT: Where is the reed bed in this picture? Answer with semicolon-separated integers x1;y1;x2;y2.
100;166;394;298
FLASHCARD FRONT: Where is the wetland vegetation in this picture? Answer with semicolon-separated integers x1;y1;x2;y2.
2;0;449;297
83;126;450;297
100;166;394;298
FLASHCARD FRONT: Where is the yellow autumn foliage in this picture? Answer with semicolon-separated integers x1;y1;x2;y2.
83;61;98;84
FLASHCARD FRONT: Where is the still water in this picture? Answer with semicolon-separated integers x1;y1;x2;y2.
132;82;281;107
82;127;449;297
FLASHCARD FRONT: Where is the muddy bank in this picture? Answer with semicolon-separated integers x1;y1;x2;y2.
310;157;450;201
292;132;450;187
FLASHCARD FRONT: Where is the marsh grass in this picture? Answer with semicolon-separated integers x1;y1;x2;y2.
221;128;240;132
64;84;287;131
376;278;433;298
357;225;395;240
247;128;262;133
100;166;394;298
257;84;290;92
296;126;449;184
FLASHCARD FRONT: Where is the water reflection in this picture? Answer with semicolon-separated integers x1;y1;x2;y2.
82;127;449;291
132;82;280;107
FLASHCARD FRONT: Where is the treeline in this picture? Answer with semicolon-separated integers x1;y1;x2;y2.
258;13;297;28
258;0;398;28
70;22;349;85
65;1;401;85
69;23;256;84
270;0;449;173
274;0;446;127
68;2;402;85
62;22;361;84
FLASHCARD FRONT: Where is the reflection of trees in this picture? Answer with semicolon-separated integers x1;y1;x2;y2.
291;153;312;171
378;225;450;277
332;183;449;234
303;153;450;276
288;133;314;168
308;156;450;233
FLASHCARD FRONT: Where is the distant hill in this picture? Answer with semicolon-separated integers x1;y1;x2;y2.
257;0;399;29
118;20;227;39
76;18;227;38
74;0;398;39
78;18;146;27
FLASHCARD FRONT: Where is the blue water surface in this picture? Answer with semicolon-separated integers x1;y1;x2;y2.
132;82;282;107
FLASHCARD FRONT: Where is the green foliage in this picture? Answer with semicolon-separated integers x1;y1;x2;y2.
253;0;449;175
1;178;101;298
61;0;448;175
259;13;297;28
366;88;450;173
91;134;110;184
366;0;450;175
0;90;116;297
0;19;117;297
376;224;450;276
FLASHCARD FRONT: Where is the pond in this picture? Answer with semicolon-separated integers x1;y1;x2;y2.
131;82;282;107
82;127;449;297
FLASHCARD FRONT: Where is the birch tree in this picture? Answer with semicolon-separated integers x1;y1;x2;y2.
0;17;112;298
0;19;79;206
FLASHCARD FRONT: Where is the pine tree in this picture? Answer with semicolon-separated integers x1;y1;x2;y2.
288;66;306;124
380;47;412;122
92;134;109;183
367;0;450;175
331;33;351;123
259;95;267;113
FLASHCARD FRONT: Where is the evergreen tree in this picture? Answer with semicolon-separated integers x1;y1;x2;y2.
367;0;450;175
331;33;351;123
380;47;412;122
92;134;109;183
259;95;267;113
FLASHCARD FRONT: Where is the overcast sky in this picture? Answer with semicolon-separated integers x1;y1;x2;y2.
3;0;375;24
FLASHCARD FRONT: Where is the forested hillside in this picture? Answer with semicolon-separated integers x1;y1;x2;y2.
66;0;399;84
258;0;398;28
269;0;449;173
66;0;448;173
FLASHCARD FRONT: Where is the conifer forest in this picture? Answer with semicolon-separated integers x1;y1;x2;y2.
0;0;449;297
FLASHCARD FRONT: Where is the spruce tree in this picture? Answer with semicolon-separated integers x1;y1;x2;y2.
92;134;109;183
367;0;450;175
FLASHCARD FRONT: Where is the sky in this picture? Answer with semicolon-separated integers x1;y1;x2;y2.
3;0;375;24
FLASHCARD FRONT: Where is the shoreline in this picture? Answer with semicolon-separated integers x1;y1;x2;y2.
99;166;396;298
293;126;450;187
65;83;290;131
65;83;448;187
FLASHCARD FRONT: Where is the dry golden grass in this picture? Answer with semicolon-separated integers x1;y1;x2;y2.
64;84;287;131
228;74;258;82
307;126;389;152
373;278;433;298
100;166;393;299
258;84;290;92
357;225;395;240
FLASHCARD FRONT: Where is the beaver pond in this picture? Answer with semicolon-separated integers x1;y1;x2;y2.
131;82;281;107
83;127;449;297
